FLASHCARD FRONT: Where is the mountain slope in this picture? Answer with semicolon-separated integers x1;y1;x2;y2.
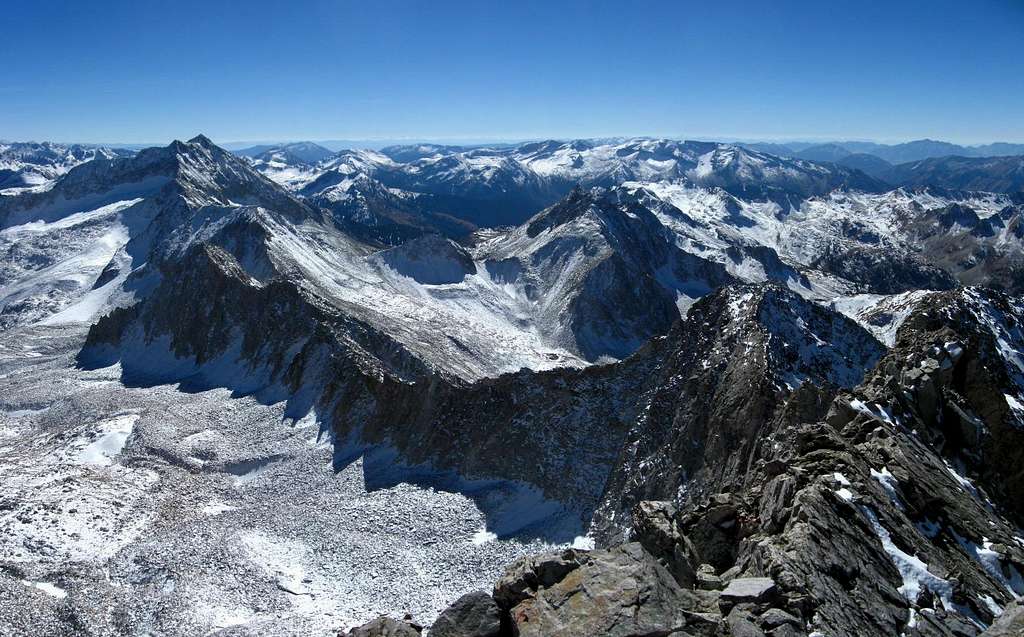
633;183;1024;295
239;142;337;189
308;174;476;245
0;135;319;328
834;152;893;179
475;187;733;359
792;143;852;163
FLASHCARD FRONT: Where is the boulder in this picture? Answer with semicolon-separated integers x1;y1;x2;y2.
344;616;421;637
696;563;724;591
492;548;586;609
500;542;713;637
429;591;502;637
631;500;680;555
758;608;801;630
725;608;769;637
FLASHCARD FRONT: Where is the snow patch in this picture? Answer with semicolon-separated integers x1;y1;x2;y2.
871;467;904;510
571;535;596;550
77;414;138;466
21;580;67;599
861;506;954;611
471;529;497;545
1005;394;1024;428
953;532;1024;598
835;488;855;502
202;502;238;516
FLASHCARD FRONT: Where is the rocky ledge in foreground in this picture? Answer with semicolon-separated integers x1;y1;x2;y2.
348;489;1022;635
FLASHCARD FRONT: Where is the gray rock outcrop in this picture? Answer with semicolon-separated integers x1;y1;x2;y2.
493;542;715;637
344;616;422;637
428;591;502;637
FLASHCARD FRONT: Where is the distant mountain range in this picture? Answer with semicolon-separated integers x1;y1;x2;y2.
741;138;1024;163
739;138;1024;188
0;142;134;192
883;154;1024;193
229;139;1024;232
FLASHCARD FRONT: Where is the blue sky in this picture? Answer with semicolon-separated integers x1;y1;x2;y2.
2;0;1022;145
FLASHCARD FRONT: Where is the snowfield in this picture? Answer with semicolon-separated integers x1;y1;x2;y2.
0;199;144;328
0;325;567;634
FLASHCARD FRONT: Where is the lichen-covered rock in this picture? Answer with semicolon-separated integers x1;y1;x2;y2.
492;548;587;610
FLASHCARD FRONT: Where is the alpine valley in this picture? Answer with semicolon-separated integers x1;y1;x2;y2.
2;135;1024;637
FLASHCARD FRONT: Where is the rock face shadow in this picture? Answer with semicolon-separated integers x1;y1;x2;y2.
77;339;588;546
333;442;587;545
76;336;295;403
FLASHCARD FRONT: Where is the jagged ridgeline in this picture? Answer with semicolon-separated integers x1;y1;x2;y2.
1;135;1022;636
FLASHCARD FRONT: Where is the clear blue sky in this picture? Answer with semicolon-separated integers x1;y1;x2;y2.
3;0;1022;145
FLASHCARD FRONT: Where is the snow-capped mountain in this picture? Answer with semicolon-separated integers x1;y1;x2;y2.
308;173;476;246
237;141;337;189
239;141;335;165
0;141;134;193
4;134;1024;636
246;138;890;233
4;135;1022;373
0;136;579;381
295;148;396;194
629;182;1024;295
505;138;887;199
0;135;316;328
472;186;732;359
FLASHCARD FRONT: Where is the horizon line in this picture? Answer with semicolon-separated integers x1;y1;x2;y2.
5;134;1024;149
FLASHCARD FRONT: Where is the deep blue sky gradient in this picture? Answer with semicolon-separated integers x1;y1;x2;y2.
3;0;1022;145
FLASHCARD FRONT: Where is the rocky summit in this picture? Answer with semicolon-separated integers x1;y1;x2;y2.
1;133;1023;637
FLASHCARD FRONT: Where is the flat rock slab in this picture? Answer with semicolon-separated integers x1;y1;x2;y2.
719;577;778;606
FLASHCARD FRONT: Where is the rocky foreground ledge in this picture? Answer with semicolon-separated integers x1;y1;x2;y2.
344;533;1023;636
343;518;1023;636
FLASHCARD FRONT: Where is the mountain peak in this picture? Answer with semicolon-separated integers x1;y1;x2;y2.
187;133;216;147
